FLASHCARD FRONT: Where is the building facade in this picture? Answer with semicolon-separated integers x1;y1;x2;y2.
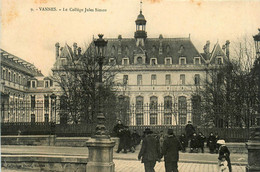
0;49;56;123
52;9;230;126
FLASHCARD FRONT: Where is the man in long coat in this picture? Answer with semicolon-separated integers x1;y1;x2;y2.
138;128;160;172
161;128;182;172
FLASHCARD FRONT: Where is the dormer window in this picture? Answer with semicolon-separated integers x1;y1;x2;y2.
137;57;143;64
31;80;36;88
150;58;157;66
179;57;186;65
109;58;116;65
194;57;201;65
45;80;49;88
216;56;223;65
165;57;172;65
122;58;129;65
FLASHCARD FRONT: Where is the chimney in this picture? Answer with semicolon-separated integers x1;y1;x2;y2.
77;47;81;55
159;34;163;55
118;35;122;55
203;41;210;54
225;40;230;59
73;43;77;56
55;42;60;59
222;44;226;54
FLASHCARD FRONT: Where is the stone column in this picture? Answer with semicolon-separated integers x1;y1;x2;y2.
86;137;115;172
246;127;260;172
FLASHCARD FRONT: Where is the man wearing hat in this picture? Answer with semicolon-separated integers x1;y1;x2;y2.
138;128;160;172
161;128;182;172
217;140;232;172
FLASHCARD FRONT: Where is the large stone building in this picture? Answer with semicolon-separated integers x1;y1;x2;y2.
52;9;230;126
0;49;55;123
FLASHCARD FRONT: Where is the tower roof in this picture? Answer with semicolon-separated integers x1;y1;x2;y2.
135;11;146;24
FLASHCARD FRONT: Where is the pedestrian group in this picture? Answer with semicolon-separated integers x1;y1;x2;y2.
113;120;232;172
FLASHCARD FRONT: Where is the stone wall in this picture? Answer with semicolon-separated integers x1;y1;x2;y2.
1;155;87;172
1;135;55;146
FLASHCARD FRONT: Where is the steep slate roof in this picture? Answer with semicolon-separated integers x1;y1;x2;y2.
209;43;228;64
104;37;203;65
0;49;43;77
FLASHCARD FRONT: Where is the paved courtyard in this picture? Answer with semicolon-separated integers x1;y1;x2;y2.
1;145;247;172
115;159;246;172
1;160;246;172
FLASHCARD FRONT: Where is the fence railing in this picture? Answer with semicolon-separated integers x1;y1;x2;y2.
1;122;250;142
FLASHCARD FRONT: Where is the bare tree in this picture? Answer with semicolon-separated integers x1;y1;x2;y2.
193;37;258;128
52;43;120;126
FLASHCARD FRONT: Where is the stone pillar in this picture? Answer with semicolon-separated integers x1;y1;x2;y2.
86;137;115;172
246;126;260;172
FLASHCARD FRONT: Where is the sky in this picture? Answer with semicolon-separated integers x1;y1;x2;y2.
1;0;260;76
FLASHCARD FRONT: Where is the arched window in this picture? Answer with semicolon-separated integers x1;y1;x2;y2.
150;96;158;125
178;96;187;125
136;96;143;111
136;96;144;125
164;96;172;125
164;96;172;110
118;95;130;125
192;95;201;125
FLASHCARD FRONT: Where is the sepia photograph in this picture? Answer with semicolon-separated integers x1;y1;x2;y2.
1;0;260;171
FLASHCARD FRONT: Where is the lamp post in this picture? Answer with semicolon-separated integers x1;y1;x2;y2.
246;28;260;172
86;34;115;172
50;93;57;123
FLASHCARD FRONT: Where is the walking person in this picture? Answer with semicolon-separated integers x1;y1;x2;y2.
207;132;216;154
161;128;182;172
190;132;199;153
218;140;232;172
179;133;188;152
197;132;206;153
185;121;195;141
138;128;160;172
113;120;125;153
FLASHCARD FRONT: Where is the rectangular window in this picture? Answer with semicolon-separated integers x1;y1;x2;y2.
109;58;115;65
164;113;172;125
151;59;156;66
31;95;35;109
166;59;171;65
151;74;157;85
44;114;49;123
44;95;49;109
123;59;128;65
180;58;186;65
150;113;157;125
194;58;200;65
217;58;222;65
180;74;185;85
136;113;143;125
137;74;142;85
8;72;11;81
194;74;200;85
32;81;36;88
31;114;35;123
165;74;171;85
45;81;49;88
123;75;128;85
2;69;5;79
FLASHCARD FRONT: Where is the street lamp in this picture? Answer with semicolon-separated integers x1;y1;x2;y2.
246;28;260;172
253;29;260;127
94;34;108;136
86;34;115;172
50;93;57;123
